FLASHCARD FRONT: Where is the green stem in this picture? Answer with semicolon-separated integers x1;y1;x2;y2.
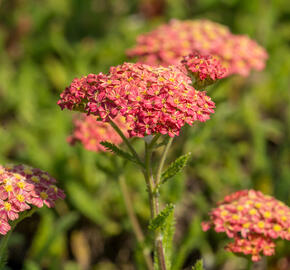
144;142;156;219
155;137;174;188
119;175;153;270
144;141;167;270
148;134;161;149
109;118;144;167
0;208;36;269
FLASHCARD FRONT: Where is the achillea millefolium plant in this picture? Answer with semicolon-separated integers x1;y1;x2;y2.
56;19;289;268
0;164;65;268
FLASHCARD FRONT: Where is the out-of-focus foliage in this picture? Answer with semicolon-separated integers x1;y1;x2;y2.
0;0;289;269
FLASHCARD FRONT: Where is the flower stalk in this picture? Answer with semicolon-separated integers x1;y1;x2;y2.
144;141;167;270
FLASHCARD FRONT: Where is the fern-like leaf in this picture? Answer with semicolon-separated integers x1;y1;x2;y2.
149;204;175;231
100;141;139;164
161;152;191;184
192;259;204;270
162;208;175;269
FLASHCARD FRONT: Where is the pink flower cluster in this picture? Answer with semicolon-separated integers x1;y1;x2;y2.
127;19;268;77
58;62;215;137
0;164;65;235
181;53;226;88
68;114;128;152
202;190;290;261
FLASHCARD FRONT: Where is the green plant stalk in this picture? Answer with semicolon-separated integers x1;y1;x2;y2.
111;123;169;270
145;141;167;270
119;174;154;270
0;208;36;269
155;137;174;188
109;118;143;167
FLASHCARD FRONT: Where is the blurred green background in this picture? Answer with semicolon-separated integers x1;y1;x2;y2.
0;0;289;269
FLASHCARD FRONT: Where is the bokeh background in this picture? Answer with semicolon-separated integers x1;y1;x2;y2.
0;0;289;269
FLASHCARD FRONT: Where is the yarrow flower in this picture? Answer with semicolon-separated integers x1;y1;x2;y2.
58;62;215;138
202;190;290;261
68;114;129;152
127;19;268;77
181;53;226;88
0;164;65;235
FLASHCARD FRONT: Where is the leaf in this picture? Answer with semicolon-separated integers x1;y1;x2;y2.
100;141;139;164
192;259;204;270
161;153;191;184
162;208;175;269
149;204;175;231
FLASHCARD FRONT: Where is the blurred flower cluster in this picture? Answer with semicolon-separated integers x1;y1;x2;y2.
127;19;268;76
181;53;226;88
0;164;65;235
202;190;290;261
68;115;128;152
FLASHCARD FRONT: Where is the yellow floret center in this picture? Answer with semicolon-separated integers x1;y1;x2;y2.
4;202;11;211
31;176;40;183
4;185;13;192
24;168;33;175
41;174;50;180
232;214;239;220
221;210;228;216
17;194;25;202
237;205;244;211
255;203;262;208
257;221;264;229
264;211;271;218
249;209;257;215
40;192;48;199
14;173;22;180
273;224;281;232
17;182;25;189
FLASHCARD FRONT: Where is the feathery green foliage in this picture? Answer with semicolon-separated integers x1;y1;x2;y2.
162;209;176;269
192;259;204;270
100;141;139;164
149;204;175;231
161;153;191;184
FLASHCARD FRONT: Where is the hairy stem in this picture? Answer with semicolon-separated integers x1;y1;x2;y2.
145;141;167;270
119;175;153;270
155;137;174;188
109;118;143;167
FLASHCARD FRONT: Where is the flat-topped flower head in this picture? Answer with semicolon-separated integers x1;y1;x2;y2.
58;62;215;138
202;190;290;261
0;164;65;235
68;114;129;152
181;53;227;89
127;19;268;77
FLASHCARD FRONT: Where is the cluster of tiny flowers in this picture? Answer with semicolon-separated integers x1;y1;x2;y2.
58;62;215;137
202;190;290;261
68;114;129;152
181;53;226;88
0;164;65;235
127;19;268;77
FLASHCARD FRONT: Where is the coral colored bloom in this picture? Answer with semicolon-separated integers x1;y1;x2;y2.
202;190;290;261
68;114;129;152
58;62;215;138
0;164;65;235
127;19;268;77
0;219;10;235
181;53;226;88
